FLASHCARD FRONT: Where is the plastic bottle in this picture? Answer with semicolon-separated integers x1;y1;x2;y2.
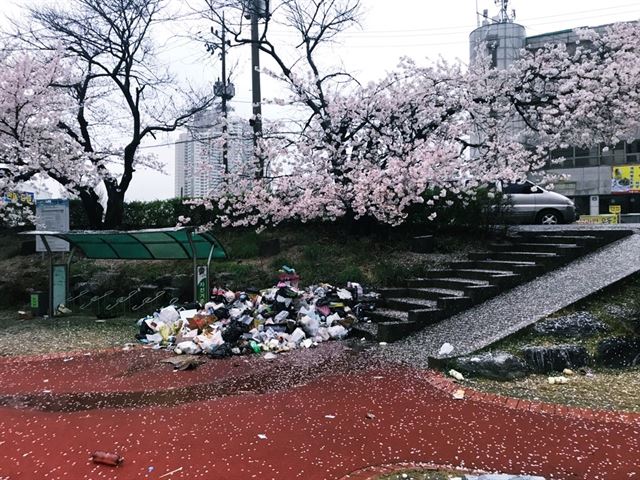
91;451;124;466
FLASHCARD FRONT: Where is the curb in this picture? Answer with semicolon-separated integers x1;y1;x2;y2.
339;461;479;480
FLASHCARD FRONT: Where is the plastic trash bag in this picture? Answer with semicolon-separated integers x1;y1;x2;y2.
290;328;306;344
300;315;320;337
175;341;201;355
327;325;348;339
158;306;180;324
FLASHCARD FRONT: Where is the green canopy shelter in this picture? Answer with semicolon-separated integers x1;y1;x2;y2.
22;227;227;316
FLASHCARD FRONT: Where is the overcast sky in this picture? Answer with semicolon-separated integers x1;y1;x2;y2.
5;0;640;201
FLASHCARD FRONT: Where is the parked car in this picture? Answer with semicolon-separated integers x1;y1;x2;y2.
497;181;576;225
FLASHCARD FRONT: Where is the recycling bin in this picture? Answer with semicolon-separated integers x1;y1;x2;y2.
30;291;49;317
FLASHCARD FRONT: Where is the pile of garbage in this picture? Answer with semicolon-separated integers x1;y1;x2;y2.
135;278;377;358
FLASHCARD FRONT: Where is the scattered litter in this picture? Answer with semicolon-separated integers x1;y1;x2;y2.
95;320;106;324
365;412;376;419
448;369;464;381
452;389;465;400
548;376;569;385
90;451;124;466
159;467;183;478
62;357;73;362
379;342;388;346
160;355;205;371
263;352;277;360
439;342;454;356
563;368;575;376
57;304;72;315
324;415;336;419
257;434;267;440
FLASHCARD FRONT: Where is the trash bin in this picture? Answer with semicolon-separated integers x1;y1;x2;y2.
30;291;49;317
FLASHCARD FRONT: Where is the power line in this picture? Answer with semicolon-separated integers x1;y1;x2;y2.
260;3;640;39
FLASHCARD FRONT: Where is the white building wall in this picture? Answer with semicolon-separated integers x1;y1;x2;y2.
174;110;253;198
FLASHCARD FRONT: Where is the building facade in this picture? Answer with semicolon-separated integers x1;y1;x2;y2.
174;109;253;198
470;18;640;216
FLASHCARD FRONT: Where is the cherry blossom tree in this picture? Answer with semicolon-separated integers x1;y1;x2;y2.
5;0;214;228
0;52;100;225
190;20;640;229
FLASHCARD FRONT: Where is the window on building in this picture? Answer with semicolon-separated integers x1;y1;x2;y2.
574;157;598;168
626;140;640;163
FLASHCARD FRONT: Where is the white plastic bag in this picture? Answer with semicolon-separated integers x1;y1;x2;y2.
175;341;201;355
290;328;306;344
300;315;320;337
158;306;180;324
327;325;348;339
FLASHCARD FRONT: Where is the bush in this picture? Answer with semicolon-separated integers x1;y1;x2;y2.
69;198;219;230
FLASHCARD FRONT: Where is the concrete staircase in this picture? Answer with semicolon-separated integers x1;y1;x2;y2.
355;229;633;342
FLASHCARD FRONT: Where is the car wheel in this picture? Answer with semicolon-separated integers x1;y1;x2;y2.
536;210;561;225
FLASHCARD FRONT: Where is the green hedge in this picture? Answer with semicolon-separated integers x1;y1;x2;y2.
67;187;504;232
70;198;218;230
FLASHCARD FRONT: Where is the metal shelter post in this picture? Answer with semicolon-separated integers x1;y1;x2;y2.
39;235;53;317
66;248;75;307
186;229;198;303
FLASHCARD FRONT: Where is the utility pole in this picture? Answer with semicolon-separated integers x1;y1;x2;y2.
249;0;267;177
208;13;235;174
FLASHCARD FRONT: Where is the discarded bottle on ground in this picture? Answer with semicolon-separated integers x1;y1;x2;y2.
91;451;124;466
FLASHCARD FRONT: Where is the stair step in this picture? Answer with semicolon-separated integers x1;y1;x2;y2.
515;234;601;244
407;277;489;289
386;297;438;311
452;259;536;268
469;251;561;263
377;321;421;342
437;295;474;312
432;276;490;285
489;242;582;253
377;287;407;298
350;322;378;341
405;287;466;300
454;268;516;275
369;308;409;323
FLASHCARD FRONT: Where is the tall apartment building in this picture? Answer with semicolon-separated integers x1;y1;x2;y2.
469;7;640;216
174;109;253;198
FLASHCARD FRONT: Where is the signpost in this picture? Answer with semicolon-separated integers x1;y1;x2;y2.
196;265;209;306
608;204;622;224
35;199;70;252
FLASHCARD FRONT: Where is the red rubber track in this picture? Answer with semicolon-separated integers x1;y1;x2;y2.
0;346;638;480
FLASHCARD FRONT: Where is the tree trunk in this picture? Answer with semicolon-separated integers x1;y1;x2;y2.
78;188;104;230
104;190;125;229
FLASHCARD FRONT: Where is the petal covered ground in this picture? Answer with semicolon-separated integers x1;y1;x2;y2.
0;344;638;480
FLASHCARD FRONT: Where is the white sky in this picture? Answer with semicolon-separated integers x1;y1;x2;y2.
5;0;640;201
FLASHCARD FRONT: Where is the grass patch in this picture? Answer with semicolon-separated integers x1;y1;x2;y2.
376;469;466;480
467;367;640;412
462;273;640;412
0;225;481;308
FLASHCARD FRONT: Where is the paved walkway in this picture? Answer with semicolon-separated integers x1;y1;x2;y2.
384;233;640;363
0;346;638;480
